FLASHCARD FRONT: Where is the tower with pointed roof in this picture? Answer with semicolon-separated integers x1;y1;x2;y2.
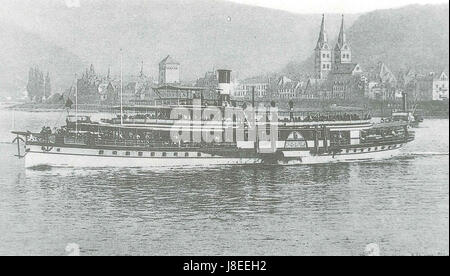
314;15;332;79
159;55;180;85
334;15;352;65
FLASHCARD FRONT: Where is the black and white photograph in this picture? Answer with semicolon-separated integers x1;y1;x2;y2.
0;0;448;258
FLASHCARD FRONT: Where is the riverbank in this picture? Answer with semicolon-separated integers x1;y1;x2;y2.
6;103;110;113
6;99;449;118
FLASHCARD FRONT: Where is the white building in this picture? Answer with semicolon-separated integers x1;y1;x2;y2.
159;55;180;85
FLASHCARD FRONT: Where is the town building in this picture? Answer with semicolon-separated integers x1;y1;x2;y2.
153;85;217;106
73;63;154;106
365;62;400;100
232;76;270;100
314;15;333;80
413;71;449;101
159;55;181;85
309;15;366;100
270;76;302;100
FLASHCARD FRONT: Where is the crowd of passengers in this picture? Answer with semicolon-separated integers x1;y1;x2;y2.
111;112;371;123
114;113;169;120
280;113;371;123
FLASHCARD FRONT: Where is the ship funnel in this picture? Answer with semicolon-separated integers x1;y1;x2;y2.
217;69;232;105
217;69;232;95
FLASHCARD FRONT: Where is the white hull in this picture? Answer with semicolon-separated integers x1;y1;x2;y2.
279;147;403;165
24;143;405;168
25;150;260;168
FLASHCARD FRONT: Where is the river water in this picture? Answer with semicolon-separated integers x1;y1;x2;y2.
0;107;448;255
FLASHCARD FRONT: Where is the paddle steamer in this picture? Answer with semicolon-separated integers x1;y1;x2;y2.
12;103;414;168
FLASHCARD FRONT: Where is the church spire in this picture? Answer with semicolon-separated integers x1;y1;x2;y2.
315;14;328;50
140;60;144;77
336;14;346;49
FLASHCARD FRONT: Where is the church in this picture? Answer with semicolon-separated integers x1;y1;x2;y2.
309;15;366;100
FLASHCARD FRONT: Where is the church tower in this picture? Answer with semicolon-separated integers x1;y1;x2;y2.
334;15;352;64
314;14;332;79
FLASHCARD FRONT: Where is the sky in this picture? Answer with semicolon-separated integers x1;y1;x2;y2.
228;0;449;13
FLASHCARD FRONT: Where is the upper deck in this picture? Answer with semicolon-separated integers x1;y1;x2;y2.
104;104;372;129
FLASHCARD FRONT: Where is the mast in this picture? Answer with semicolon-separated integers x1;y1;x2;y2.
251;86;255;108
75;73;78;135
120;49;123;125
11;109;15;130
43;72;46;103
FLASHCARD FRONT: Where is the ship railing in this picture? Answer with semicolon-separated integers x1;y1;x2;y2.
330;135;409;148
279;119;371;127
362;135;409;143
64;137;87;145
91;138;238;149
106;118;174;125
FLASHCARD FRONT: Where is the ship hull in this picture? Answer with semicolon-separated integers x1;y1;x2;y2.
24;143;405;168
278;147;403;165
24;145;261;168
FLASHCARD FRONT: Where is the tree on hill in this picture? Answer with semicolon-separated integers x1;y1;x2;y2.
26;67;52;103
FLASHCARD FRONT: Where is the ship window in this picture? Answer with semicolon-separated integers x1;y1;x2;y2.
162;152;167;157
57;148;61;152
388;146;392;149
381;146;385;150
360;149;364;152
346;149;350;153
125;151;131;156
98;150;104;155
353;149;357;153
185;152;189;157
138;152;143;157
368;148;371;151
112;151;117;155
151;152;155;157
174;152;178;157
375;147;378;151
197;152;202;157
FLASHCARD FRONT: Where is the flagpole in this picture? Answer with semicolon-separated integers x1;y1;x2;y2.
75;73;78;136
120;49;123;125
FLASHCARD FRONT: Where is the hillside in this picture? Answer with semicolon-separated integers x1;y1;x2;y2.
0;0;357;97
0;21;84;97
284;4;450;77
1;1;448;99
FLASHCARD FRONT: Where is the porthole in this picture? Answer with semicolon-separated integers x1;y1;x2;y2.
57;148;61;152
185;152;189;157
162;152;167;157
138;152;143;157
197;152;202;157
112;151;117;155
98;150;104;155
151;152;155;157
125;151;131;156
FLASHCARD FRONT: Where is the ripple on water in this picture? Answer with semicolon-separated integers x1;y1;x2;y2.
0;111;448;255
